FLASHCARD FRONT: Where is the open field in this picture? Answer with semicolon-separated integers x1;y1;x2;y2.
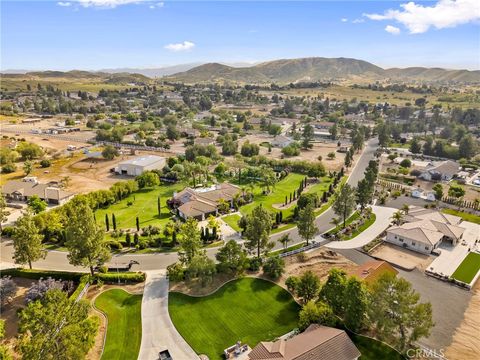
451;252;480;284
239;173;332;220
95;183;184;230
94;289;142;360
0;78;131;92
169;278;300;360
221;213;241;232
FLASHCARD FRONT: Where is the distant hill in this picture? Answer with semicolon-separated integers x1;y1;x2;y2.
1;70;151;84
167;57;480;84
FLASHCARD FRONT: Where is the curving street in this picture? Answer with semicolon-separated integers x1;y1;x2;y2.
0;139;379;272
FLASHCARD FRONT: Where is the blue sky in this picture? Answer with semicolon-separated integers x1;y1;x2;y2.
1;0;479;70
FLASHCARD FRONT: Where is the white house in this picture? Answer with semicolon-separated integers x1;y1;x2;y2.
271;135;293;148
411;188;436;201
386;207;465;254
419;160;460;182
114;155;166;176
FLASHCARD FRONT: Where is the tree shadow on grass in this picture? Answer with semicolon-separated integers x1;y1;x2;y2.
249;278;274;292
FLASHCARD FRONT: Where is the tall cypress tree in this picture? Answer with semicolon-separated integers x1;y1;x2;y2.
105;214;109;232
112;213;116;231
136;216;140;232
157;196;161;216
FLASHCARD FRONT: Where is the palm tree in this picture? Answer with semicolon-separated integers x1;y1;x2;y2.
392;210;404;226
401;204;410;214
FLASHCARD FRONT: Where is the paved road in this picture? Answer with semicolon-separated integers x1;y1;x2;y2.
0;138;378;271
138;270;199;360
270;138;379;244
325;205;396;249
337;249;472;351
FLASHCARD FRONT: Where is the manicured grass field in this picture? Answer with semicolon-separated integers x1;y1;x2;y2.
221;213;242;232
95;289;142;360
239;173;332;219
169;278;300;360
442;208;480;225
451;252;480;284
348;332;405;360
95;183;184;230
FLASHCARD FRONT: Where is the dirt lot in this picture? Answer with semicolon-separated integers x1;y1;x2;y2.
280;248;358;284
445;281;480;360
371;242;434;271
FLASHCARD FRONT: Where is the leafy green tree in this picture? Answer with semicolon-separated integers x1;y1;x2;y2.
244;205;273;258
102;145;119;160
135;171;159;189
285;276;300;295
296;271;321;304
297;204;318;246
215;240;247;275
262;256;285;279
0;194;10;232
23;160;33;176
13;211;46;269
343;276;369;332
178;218;202;265
27;195;47;214
332;184;356;228
448;185;465;203
0;319;12;360
432;183;443;200
18;289;98;360
17;142;43;160
278;234;291;250
260;165;277;193
64;199;110;276
459;135;477;159
302;123;314;149
356;179;373;210
319;268;347;315
186;252;216;286
369;272;434;351
298;301;337;331
409;137;422;154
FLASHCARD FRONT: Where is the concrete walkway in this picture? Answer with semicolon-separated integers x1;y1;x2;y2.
325;205;396;250
138;270;199;360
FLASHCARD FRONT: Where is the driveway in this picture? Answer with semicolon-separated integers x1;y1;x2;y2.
337;249;472;350
325;205;396;250
138;270;199;360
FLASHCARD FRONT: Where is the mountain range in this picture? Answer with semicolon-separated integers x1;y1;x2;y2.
2;57;479;84
166;57;480;84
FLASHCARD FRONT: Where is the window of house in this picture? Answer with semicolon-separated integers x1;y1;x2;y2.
425;246;429;250
399;238;403;242
412;242;416;246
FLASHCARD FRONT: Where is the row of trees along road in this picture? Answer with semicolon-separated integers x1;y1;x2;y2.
12;197;110;275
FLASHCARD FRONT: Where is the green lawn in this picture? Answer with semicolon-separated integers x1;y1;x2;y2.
326;211;360;236
348;332;405;360
239;173;332;220
442;208;480;225
95;289;142;360
451;252;480;284
95;182;184;231
222;214;242;232
168;278;300;360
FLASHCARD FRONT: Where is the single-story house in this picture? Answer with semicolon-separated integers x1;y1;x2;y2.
114;155;166;176
248;324;360;360
386;207;465;254
271;135;293;148
2;178;74;205
411;188;436;201
314;121;335;130
171;183;241;221
350;260;398;284
419;160;460;181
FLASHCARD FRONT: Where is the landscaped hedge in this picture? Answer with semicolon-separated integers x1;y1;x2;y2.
1;268;146;284
70;274;91;300
95;272;145;283
0;268;84;281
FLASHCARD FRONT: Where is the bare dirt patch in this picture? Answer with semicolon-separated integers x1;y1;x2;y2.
445;281;480;360
371;243;434;271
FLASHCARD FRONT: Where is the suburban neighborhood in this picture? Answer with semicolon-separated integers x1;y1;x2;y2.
1;1;480;360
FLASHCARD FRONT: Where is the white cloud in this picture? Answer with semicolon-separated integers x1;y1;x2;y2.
341;18;348;22
75;0;144;8
352;18;365;24
149;2;164;9
57;2;72;6
164;41;195;52
385;25;401;35
364;0;480;34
